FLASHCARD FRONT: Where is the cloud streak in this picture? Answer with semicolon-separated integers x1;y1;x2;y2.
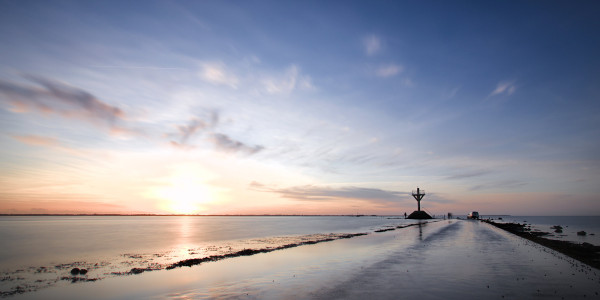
178;118;208;143
0;75;125;127
262;65;313;94
363;35;381;56
199;62;239;89
490;81;516;96
11;134;85;156
210;133;264;154
376;64;403;78
12;135;60;147
445;170;492;180
470;179;528;191
250;182;409;204
174;111;219;144
168;111;263;155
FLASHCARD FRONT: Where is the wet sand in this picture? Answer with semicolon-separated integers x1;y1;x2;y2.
483;219;600;270
13;220;600;299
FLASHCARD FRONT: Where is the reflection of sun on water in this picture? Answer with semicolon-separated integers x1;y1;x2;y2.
152;172;217;214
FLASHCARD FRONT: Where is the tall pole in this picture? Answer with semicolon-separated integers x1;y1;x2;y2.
412;187;425;212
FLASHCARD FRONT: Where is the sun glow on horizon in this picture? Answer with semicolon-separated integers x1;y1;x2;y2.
148;167;219;214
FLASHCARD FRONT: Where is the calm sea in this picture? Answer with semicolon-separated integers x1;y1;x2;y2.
1;215;598;297
483;215;600;245
0;215;416;296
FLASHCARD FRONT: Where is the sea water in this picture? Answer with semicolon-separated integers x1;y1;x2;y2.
10;218;600;300
0;215;416;296
484;215;600;245
2;215;598;297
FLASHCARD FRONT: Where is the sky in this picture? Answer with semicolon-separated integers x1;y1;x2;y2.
0;0;599;216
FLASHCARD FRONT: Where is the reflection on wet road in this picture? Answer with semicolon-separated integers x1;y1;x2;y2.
316;220;600;300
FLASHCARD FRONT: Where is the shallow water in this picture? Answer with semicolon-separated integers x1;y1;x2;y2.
484;216;600;245
0;215;420;297
14;220;600;300
3;216;599;298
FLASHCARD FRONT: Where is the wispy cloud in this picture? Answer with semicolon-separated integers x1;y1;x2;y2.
169;141;196;150
470;179;527;191
199;62;239;89
262;65;313;94
490;81;516;96
250;182;409;204
0;199;128;214
363;35;381;56
0;75;125;127
11;134;84;155
183;113;218;143
90;65;186;71
445;169;492;180
443;86;461;99
167;111;263;155
401;78;415;87
376;64;403;78
12;134;60;147
166;111;218;145
178;118;208;143
210;133;264;154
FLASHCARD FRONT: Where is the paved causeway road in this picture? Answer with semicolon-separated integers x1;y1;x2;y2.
314;220;600;300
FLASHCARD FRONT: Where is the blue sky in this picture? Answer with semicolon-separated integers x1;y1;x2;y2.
0;0;599;215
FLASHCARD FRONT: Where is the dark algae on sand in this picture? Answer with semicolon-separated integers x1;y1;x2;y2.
166;232;367;270
484;219;600;270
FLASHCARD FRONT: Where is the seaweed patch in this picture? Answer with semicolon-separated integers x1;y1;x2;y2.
166;233;368;270
483;220;600;270
0;232;371;297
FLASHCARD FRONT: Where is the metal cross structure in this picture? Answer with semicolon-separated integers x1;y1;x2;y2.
412;187;425;212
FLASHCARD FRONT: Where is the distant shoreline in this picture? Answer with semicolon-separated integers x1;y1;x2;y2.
0;213;386;217
6;214;599;217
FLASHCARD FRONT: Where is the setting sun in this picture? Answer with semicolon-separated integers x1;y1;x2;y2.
149;168;218;214
158;183;209;214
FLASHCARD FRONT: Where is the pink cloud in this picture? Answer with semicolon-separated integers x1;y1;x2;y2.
0;75;125;127
12;135;59;147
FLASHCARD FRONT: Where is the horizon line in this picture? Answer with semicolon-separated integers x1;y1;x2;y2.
0;213;535;217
